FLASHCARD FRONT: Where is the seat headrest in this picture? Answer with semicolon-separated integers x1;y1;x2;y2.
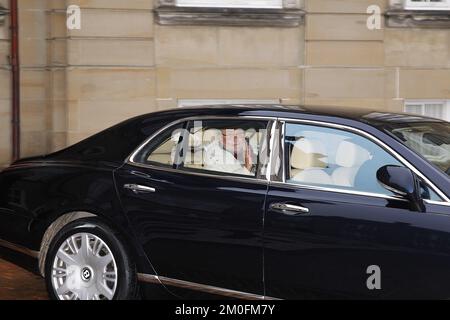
335;140;371;168
291;138;328;170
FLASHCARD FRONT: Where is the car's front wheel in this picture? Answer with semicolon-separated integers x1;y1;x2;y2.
44;218;138;300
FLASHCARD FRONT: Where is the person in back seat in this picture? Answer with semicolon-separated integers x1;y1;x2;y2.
203;128;256;176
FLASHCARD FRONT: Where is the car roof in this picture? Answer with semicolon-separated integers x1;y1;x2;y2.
143;104;446;126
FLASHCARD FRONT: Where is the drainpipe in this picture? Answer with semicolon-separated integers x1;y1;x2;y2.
10;0;20;162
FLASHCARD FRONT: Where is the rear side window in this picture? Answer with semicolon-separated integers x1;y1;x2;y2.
130;119;272;180
131;122;187;167
180;119;271;179
284;123;441;200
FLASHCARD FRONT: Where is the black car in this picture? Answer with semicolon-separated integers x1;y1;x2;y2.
2;105;450;300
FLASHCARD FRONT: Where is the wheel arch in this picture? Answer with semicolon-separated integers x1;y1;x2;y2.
38;211;96;276
38;211;145;278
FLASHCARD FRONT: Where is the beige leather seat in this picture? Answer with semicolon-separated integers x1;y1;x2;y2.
290;138;333;185
332;140;372;187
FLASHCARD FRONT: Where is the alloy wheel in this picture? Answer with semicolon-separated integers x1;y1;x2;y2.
51;232;118;300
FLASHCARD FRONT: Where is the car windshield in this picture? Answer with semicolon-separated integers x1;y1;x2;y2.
384;122;450;176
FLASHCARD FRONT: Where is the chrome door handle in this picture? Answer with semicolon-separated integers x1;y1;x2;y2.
124;184;156;194
270;203;310;216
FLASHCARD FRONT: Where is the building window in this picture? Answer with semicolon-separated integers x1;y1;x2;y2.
405;101;450;120
156;0;303;27
404;0;450;10
386;0;450;28
176;0;283;9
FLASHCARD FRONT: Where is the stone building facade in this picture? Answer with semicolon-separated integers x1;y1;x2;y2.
0;0;449;167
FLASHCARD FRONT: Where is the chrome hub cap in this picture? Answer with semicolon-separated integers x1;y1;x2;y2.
51;233;118;300
81;267;93;282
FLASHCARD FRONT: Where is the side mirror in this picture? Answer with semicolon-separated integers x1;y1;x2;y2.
377;165;425;212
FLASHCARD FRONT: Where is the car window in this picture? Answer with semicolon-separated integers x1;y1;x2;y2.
180;120;270;178
132;122;187;167
285;123;441;200
384;122;450;177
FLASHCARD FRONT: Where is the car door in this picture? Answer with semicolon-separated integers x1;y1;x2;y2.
115;117;274;298
264;120;450;299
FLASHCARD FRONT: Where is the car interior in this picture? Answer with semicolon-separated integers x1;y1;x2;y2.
144;122;440;199
392;127;450;174
289;137;373;188
288;136;373;189
146;122;266;177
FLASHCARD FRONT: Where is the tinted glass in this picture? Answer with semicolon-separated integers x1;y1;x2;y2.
180;120;270;178
384;121;450;177
285;123;440;200
133;122;186;167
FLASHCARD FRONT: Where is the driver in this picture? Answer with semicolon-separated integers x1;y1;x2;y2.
203;128;256;176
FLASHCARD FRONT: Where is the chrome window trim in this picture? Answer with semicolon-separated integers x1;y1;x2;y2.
270;181;409;202
265;120;278;181
127;115;450;204
281;120;286;181
137;273;280;300
279;118;450;204
425;200;450;207
129;161;270;185
127;115;277;183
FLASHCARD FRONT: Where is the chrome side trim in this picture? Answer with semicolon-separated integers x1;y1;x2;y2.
137;273;280;300
0;239;39;259
425;200;450;207
129;162;270;185
280;120;286;182
266;120;278;182
279;118;450;204
270;181;408;202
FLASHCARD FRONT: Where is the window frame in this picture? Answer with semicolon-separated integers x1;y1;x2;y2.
175;0;283;9
133;121;189;169
404;0;450;10
275;118;449;203
128;115;278;184
127;115;449;204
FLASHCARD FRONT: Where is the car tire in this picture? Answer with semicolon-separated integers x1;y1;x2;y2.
44;217;139;300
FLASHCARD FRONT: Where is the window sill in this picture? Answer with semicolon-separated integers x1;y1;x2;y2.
386;9;450;28
154;6;305;27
